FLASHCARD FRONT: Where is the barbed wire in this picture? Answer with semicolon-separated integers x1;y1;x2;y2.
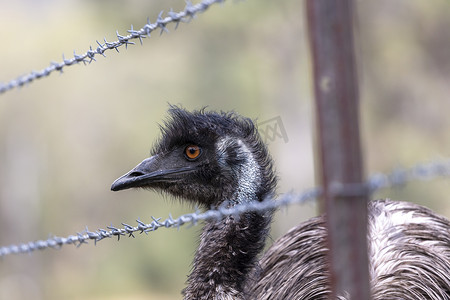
1;159;449;258
0;0;227;95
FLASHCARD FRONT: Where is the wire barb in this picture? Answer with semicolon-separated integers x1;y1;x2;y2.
0;0;228;95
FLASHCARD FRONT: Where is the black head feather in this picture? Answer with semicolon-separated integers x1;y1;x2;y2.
112;105;277;208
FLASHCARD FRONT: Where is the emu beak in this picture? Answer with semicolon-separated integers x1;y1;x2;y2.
111;155;195;192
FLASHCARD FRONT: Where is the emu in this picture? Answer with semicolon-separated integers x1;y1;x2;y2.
111;106;450;299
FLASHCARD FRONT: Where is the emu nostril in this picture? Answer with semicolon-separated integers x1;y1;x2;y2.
129;171;145;177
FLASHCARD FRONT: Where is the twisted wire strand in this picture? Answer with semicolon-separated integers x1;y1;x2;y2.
0;0;226;95
1;159;450;258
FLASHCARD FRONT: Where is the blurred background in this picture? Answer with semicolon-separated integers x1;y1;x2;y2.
0;0;449;299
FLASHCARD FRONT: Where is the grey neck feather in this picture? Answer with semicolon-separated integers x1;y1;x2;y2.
216;136;261;205
232;139;261;204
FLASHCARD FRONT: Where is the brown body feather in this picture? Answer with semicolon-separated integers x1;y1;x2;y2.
248;199;450;299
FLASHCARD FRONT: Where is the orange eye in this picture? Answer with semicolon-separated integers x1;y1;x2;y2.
185;145;202;160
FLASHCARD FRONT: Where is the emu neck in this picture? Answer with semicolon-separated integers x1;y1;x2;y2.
183;209;272;300
183;138;272;300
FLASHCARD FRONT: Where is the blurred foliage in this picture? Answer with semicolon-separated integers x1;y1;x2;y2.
0;0;449;299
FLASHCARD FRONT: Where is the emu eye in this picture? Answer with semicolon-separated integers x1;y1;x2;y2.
184;144;202;160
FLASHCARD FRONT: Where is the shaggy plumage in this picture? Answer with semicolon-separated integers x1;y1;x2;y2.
111;106;450;300
247;200;450;299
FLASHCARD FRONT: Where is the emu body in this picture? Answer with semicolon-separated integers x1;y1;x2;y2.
112;107;450;299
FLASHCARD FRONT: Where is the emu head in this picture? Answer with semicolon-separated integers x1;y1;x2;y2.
111;106;276;208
